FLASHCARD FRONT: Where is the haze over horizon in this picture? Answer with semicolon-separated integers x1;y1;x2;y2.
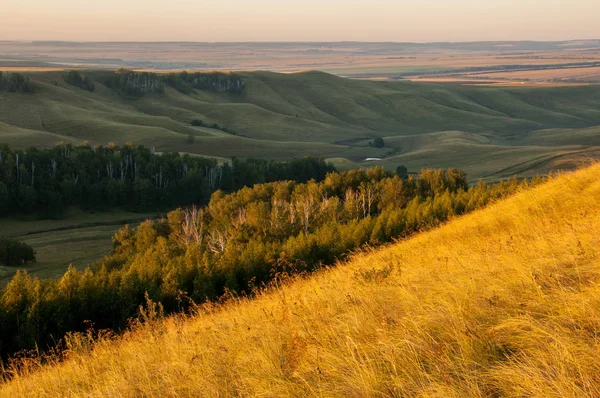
2;0;599;42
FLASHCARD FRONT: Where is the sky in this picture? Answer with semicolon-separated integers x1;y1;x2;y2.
2;0;599;42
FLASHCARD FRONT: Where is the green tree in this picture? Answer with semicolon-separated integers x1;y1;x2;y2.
396;165;408;179
17;186;37;213
0;181;9;215
65;70;96;92
370;137;385;148
0;239;36;266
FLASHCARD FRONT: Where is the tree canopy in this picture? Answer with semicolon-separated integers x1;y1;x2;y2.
0;165;539;360
0;142;334;218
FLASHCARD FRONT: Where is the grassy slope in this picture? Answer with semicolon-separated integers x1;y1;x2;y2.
3;164;600;397
1;71;600;180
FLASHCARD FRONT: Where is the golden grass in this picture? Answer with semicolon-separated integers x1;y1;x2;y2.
2;164;600;397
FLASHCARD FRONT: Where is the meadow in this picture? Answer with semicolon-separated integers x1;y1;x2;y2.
2;160;598;397
0;208;159;284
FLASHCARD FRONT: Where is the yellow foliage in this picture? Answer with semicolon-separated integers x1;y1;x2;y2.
2;164;600;397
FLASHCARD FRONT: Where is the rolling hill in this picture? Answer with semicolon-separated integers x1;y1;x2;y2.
1;70;600;180
0;72;600;179
2;162;599;397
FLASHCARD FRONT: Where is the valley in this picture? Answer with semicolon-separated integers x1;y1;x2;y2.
1;70;600;182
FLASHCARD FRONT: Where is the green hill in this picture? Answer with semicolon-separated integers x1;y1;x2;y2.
2;70;600;180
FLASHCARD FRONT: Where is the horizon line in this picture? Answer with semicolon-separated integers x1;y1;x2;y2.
2;39;600;45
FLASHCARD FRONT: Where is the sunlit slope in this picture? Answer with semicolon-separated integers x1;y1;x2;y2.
1;71;600;179
4;164;600;397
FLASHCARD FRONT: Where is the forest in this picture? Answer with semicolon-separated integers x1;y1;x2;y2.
0;165;541;360
0;142;334;217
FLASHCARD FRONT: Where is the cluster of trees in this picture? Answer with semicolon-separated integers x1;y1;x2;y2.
103;69;165;97
0;240;36;267
64;70;96;92
0;142;334;217
102;69;245;97
163;71;245;94
190;119;236;135
0;166;541;359
369;137;386;148
0;73;35;93
0;69;243;98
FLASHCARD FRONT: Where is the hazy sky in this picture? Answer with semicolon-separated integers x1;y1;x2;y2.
2;0;598;42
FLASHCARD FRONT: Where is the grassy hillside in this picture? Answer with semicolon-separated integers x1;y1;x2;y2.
1;70;600;180
3;164;599;397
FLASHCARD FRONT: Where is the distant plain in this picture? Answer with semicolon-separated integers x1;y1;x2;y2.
3;40;600;83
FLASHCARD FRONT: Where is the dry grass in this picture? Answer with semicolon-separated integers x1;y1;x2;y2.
2;164;600;397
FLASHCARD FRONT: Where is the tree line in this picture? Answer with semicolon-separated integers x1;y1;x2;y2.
0;166;542;359
0;142;335;217
102;69;245;97
190;119;236;135
1;69;244;98
0;73;35;93
103;69;165;96
163;71;245;95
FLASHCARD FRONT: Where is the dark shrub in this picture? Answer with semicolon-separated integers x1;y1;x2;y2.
0;239;36;266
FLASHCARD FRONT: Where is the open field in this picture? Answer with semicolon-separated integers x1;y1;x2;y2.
409;77;593;87
473;66;600;82
2;40;600;82
0;208;160;284
1;70;600;182
3;162;599;397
